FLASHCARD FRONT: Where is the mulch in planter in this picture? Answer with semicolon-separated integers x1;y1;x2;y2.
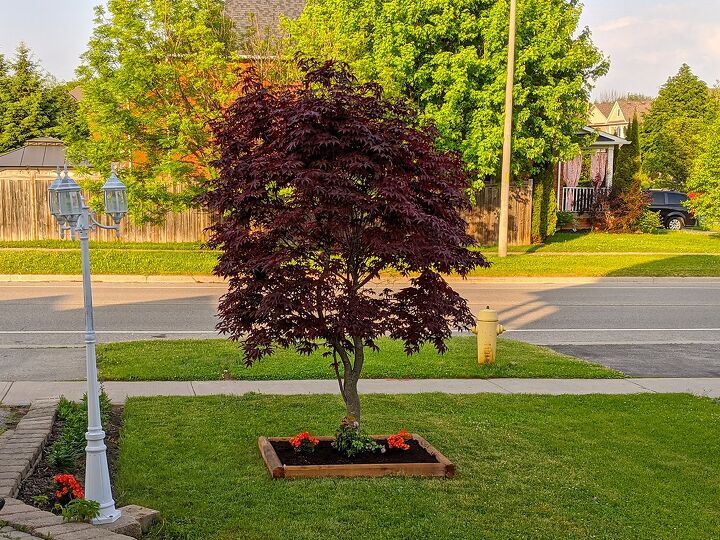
17;406;123;507
271;439;440;466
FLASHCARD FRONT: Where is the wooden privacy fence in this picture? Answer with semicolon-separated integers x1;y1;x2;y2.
0;172;532;245
0;171;212;243
463;181;533;246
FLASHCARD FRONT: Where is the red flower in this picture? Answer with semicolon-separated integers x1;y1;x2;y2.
53;474;84;501
387;429;411;451
289;431;320;453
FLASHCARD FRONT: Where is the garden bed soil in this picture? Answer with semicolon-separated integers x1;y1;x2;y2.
17;406;123;507
259;434;455;479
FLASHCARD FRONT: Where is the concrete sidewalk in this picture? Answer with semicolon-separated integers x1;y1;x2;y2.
2;378;720;405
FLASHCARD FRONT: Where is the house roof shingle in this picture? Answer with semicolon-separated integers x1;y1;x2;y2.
225;0;305;36
617;99;653;122
594;102;614;117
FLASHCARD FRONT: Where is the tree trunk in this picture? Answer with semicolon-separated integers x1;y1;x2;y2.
333;338;365;424
343;374;361;423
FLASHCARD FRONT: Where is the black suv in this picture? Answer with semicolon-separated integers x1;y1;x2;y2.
646;190;697;230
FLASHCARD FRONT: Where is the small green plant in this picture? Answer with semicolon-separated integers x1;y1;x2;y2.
556;211;577;230
32;495;50;509
59;499;100;523
49;392;112;469
634;209;663;233
332;416;383;458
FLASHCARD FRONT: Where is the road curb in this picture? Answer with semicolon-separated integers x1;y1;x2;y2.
2;274;720;284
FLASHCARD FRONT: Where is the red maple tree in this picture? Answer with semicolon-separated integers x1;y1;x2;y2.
204;60;489;423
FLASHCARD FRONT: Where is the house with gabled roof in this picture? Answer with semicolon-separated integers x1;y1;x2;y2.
589;99;652;138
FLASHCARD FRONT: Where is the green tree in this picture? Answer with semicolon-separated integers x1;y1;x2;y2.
642;64;716;190
531;163;557;243
71;0;240;224
613;113;641;191
0;43;80;153
286;0;608;187
687;114;720;223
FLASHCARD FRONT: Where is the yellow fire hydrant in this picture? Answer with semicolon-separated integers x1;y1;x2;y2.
472;306;506;365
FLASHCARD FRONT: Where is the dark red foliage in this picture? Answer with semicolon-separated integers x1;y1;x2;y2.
203;60;489;370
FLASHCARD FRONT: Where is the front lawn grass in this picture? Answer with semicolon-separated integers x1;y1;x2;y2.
508;230;720;253
96;337;621;381
0;248;219;275
476;253;720;277
2;246;719;276
118;393;720;540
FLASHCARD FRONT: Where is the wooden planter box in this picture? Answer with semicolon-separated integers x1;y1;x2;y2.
258;434;456;479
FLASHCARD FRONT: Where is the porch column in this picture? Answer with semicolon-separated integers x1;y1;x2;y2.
605;146;615;189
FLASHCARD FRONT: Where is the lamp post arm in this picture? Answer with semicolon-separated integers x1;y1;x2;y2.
88;212;121;238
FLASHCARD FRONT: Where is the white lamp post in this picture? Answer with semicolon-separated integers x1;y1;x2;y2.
48;164;128;524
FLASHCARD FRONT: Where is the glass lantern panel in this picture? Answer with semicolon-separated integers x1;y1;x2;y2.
48;190;60;216
105;189;128;215
59;189;82;216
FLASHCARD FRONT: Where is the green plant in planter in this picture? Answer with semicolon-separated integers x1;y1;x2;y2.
49;392;112;469
57;499;100;523
332;416;383;458
31;495;50;509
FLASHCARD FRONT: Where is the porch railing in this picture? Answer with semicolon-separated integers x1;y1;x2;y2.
562;187;609;213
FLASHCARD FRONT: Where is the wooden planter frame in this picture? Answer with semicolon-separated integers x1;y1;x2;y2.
258;434;456;479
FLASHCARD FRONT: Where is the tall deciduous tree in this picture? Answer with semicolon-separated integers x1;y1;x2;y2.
0;44;81;153
205;61;488;423
286;0;607;186
642;64;716;190
687;114;720;223
71;0;240;224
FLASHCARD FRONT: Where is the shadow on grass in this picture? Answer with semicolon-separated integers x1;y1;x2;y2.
604;254;720;277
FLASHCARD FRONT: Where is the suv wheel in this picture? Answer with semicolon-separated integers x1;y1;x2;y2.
666;216;685;230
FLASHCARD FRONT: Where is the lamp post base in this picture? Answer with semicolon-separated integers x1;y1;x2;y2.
92;507;123;525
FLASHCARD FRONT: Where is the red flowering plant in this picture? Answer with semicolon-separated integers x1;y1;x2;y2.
289;432;320;453
386;429;412;451
53;474;84;505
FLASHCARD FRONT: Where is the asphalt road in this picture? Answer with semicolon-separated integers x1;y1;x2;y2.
1;279;719;380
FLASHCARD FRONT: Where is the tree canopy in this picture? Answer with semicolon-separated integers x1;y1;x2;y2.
70;0;240;223
286;0;607;187
0;43;82;153
205;61;488;422
642;64;717;190
687;114;720;223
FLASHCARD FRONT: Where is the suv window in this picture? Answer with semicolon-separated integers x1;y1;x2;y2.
651;192;665;205
667;193;688;205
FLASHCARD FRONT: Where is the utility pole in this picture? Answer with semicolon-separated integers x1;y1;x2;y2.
498;0;517;258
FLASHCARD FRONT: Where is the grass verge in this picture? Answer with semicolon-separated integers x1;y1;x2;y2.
507;230;720;254
96;337;621;381
2;250;719;277
118;393;720;539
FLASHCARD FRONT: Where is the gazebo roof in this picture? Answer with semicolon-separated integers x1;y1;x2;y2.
0;137;68;169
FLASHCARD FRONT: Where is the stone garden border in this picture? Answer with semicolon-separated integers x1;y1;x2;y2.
0;399;157;539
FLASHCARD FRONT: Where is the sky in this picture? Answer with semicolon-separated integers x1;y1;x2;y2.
0;0;718;99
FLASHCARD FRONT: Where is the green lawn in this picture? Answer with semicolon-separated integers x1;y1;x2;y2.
0;240;204;250
117;393;720;539
0;248;218;275
96;337;621;381
480;253;720;277
2;231;720;276
507;230;720;253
